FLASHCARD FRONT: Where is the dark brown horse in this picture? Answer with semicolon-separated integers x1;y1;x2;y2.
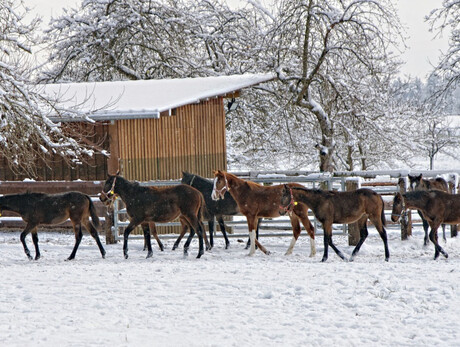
280;185;389;262
408;174;449;244
211;170;315;257
391;190;460;259
100;174;207;259
0;192;105;260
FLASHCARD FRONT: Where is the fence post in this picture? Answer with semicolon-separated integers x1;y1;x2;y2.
398;177;412;240
346;178;360;246
449;174;458;238
105;205;116;244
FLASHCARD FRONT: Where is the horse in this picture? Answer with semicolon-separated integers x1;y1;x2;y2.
0;192;106;260
99;174;207;259
280;185;389;262
408;174;449;245
391;190;460;260
176;171;261;250
211;170;316;257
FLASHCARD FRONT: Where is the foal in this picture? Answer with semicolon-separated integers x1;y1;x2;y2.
408;174;449;244
100;174;207;259
0;192;105;260
280;185;389;262
391;190;460;259
211;170;315;257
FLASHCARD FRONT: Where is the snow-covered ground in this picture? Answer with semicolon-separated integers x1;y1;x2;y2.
0;226;459;346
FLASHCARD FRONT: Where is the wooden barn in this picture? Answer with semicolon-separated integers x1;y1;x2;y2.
0;74;273;182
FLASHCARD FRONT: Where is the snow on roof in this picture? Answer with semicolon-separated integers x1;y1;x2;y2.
42;73;275;121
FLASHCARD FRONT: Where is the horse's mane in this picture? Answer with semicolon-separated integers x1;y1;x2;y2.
224;172;263;188
291;186;333;196
182;171;212;186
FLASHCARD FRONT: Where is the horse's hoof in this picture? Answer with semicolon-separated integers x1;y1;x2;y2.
27;254;33;261
172;245;178;251
349;255;355;262
124;254;129;259
146;251;153;259
196;253;203;259
385;257;389;262
159;244;164;252
265;250;271;256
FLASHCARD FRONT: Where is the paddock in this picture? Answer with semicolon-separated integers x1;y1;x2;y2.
0;226;458;346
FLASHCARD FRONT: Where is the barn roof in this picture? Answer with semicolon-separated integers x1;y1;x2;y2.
42;73;275;122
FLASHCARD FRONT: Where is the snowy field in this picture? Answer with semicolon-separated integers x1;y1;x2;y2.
0;226;459;347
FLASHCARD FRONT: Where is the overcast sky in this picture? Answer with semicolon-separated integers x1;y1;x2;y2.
25;0;449;81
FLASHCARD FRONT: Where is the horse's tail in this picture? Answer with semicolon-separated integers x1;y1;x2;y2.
380;196;386;226
87;195;100;228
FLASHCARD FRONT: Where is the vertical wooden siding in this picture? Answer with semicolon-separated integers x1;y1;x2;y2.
117;97;227;181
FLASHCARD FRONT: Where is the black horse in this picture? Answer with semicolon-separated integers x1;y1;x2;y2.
177;171;261;250
100;174;207;259
0;192;106;260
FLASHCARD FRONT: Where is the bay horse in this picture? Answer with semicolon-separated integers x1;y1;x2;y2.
99;174;207;259
408;174;449;244
176;171;261;250
211;170;315;257
0;192;105;260
391;190;460;259
280;185;389;262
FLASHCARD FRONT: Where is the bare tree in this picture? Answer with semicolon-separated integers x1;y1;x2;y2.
427;0;460;97
0;0;104;177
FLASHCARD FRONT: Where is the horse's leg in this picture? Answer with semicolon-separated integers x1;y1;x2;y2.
246;218;261;250
183;226;194;256
202;220;212;251
149;222;164;251
20;223;35;260
31;227;40;260
83;220;106;259
196;220;206;258
141;223;153;259
321;223;330;262
322;222;347;262
429;226;448;260
285;216;301;256
420;211;429;246
123;220;141;259
67;223;83;261
247;216;269;255
208;218;215;248
172;221;187;251
216;217;230;249
441;223;447;243
349;218;369;262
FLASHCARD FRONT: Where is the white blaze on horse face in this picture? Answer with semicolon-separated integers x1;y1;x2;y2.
211;177;220;200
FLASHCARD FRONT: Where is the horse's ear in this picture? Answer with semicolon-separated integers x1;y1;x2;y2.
115;170;120;176
417;174;422;179
213;170;219;176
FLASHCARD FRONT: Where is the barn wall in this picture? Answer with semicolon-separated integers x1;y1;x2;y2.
115;97;227;235
116;97;227;181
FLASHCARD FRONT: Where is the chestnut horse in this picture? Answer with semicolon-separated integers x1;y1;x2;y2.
0;192;105;260
211;170;315;257
280;185;389;262
408;174;449;245
391;190;460;260
100;174;207;259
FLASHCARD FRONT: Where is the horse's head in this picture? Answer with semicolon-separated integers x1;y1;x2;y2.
99;172;120;205
279;184;297;215
211;170;229;200
391;192;405;222
408;174;423;191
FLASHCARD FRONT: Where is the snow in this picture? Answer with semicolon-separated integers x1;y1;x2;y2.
0;227;459;346
41;73;275;121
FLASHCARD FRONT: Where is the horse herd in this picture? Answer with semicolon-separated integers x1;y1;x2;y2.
0;171;458;262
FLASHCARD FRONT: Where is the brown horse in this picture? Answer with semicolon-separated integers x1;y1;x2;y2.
100;174;207;259
0;192;105;260
211;170;315;257
280;185;389;262
408;174;449;244
391;190;460;259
